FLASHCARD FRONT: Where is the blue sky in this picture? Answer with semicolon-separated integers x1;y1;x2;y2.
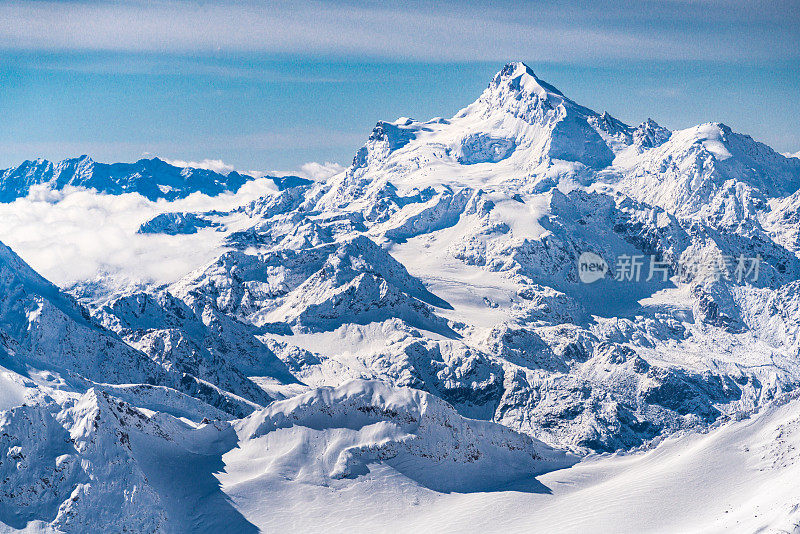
1;0;799;173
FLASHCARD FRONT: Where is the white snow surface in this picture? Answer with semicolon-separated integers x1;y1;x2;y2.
224;392;800;534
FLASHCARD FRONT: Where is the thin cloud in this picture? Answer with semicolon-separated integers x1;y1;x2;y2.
1;0;796;62
24;54;349;82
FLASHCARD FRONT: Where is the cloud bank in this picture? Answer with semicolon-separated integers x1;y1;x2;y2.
0;178;282;288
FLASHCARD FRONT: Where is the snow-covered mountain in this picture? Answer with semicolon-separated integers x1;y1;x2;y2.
2;62;800;532
0;238;292;418
0;156;311;202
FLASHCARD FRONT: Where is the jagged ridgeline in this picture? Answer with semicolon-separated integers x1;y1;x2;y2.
0;155;311;202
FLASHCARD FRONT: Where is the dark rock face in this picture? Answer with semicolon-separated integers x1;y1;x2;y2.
138;213;222;235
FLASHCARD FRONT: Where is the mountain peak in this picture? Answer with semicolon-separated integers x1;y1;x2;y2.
633;118;671;148
494;61;535;79
489;61;565;101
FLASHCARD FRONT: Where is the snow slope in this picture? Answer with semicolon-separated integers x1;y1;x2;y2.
230;379;575;491
0;388;243;533
223;392;800;533
0;380;574;533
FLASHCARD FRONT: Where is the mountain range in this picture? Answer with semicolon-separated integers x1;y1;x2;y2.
1;62;799;533
0;156;311;202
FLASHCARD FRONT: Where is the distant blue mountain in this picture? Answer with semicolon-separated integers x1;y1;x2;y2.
0;155;310;202
270;175;314;190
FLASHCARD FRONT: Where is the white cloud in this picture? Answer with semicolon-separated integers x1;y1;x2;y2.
162;158;235;174
298;162;346;181
0;179;281;288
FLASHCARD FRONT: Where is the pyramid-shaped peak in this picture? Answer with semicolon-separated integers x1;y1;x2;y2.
496;61;535;78
633;118;672;148
490;61;565;99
